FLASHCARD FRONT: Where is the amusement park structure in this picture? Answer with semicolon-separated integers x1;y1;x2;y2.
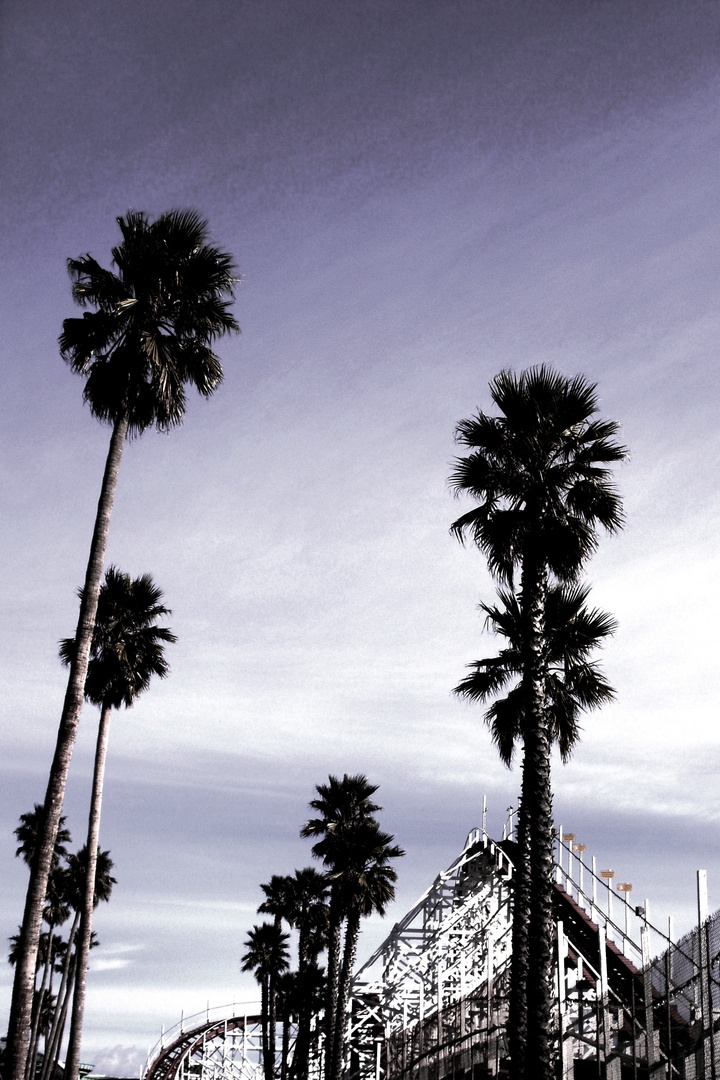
143;809;720;1080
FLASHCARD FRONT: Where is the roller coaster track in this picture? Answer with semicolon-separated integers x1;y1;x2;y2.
144;1008;272;1080
145;814;720;1080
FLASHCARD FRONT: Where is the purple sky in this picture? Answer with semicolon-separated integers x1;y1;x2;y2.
2;0;720;1072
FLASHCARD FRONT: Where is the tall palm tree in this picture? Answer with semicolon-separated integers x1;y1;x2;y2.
330;823;403;1080
301;775;381;1080
257;869;329;1080
274;971;301;1080
455;582;616;1076
241;923;290;1080
25;877;70;1080
286;869;329;1080
12;809;72;1080
39;849;114;1080
450;367;625;1079
7;209;238;1080
301;776;402;1080
59;567;175;1080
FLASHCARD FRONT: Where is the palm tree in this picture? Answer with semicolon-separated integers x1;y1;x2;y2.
301;776;402;1080
330;823;403;1080
450;367;626;1078
258;876;298;931
241;923;290;1080
7;210;238;1080
286;869;329;1080
59;567;175;1080
12;810;72;1080
256;869;329;1080
301;776;381;1080
14;809;71;872
274;971;301;1080
37;849;114;1080
25;877;70;1080
455;582;616;1075
455;583;617;765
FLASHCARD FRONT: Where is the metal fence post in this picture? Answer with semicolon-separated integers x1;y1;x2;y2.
641;923;655;1072
698;870;712;1078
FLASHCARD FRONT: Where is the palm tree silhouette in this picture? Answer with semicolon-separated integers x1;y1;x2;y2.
455;583;617;764
38;848;115;1080
256;869;329;1080
301;775;402;1080
450;366;626;1078
331;822;403;1080
59;567;175;1080
14;808;71;871
12;809;72;1080
7;209;237;1080
259;876;298;931
285;868;329;1080
241;923;290;1080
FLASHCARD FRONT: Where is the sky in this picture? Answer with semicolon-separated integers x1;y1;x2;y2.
2;0;720;1073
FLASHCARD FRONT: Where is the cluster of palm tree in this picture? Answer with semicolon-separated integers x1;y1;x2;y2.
8;809;115;1080
241;775;403;1080
450;367;626;1079
6;209;238;1080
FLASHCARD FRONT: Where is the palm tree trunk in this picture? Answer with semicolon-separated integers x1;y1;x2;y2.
51;948;78;1080
268;973;278;1080
525;721;554;1078
26;935;50;1080
280;1007;290;1080
323;890;342;1080
261;977;271;1080
6;413;128;1080
64;700;113;1080
27;933;55;1080
517;555;552;1080
507;787;530;1080
331;908;361;1080
293;932;310;1080
39;914;79;1080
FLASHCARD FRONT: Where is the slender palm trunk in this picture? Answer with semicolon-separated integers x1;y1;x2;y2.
51;948;78;1080
268;974;278;1080
39;914;79;1080
294;930;311;1080
261;977;271;1080
507;785;530;1079
26;934;51;1080
6;414;128;1080
64;700;113;1080
27;933;56;1080
280;1004;290;1080
323;890;343;1080
331;908;361;1080
525;722;554;1077
517;555;552;1079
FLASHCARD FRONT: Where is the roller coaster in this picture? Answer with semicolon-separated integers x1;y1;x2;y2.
143;813;720;1080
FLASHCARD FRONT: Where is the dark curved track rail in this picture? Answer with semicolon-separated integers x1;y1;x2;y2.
145;1014;263;1080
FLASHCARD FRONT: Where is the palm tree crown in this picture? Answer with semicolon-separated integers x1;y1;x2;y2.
59;566;177;710
241;922;290;983
301;774;382;855
455;583;617;765
14;808;71;870
59;209;239;435
450;366;626;581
